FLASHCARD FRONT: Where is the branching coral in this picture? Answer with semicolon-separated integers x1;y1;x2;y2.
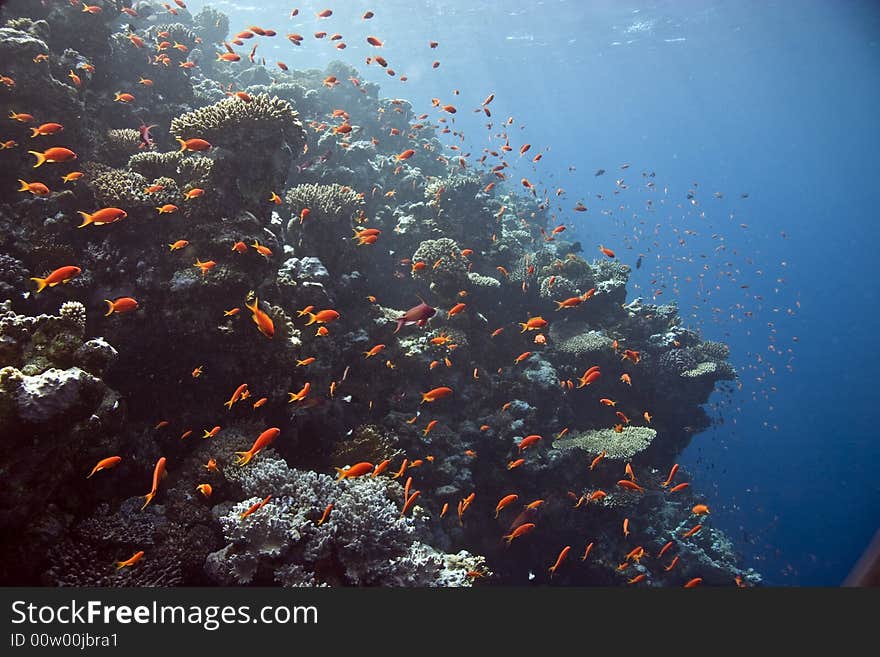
208;455;481;586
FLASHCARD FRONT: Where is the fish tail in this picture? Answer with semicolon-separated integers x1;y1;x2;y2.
554;301;564;311
234;450;252;466
304;312;317;326
140;491;155;511
29;276;48;293
518;323;527;332
104;300;115;316
28;150;46;167
224;399;234;410
76;210;92;228
17;179;29;191
176;137;187;152
334;467;347;480
29;128;39;138
115;561;126;570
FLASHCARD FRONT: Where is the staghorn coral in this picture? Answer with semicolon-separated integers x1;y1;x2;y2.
552;426;658;460
208;455;481;586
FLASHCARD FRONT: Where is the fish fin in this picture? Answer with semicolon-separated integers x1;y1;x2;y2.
29;276;47;293
28;150;46;167
304;312;317;326
140;491;155;511
234;451;252;466
176;137;187;152
76;211;92;228
17;179;29;191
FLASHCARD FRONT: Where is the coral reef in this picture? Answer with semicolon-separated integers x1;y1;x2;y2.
0;1;749;589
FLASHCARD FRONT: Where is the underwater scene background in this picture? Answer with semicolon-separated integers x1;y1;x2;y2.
0;0;877;587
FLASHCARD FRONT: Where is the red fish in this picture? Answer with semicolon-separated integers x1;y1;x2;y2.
394;299;436;333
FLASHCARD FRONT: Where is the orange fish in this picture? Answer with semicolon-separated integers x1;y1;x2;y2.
177;137;212;152
518;434;542;451
184;188;204;200
692;504;710;515
336;462;374;480
240;495;272;519
87;456;122;478
193;259;216;277
371;459;391;477
627;573;646;585
548;545;571;578
514;351;532;364
598;244;615;258
140;457;166;510
581;542;594;561
235;427;280;466
224;383;249;410
156;204;178;214
617;480;645;493
251;240;273;258
589;450;606;470
507;458;525;470
113;92;134;103
366;36;383;47
587;490;607;503
305;309;340;325
245;297;274;338
29;122;64;138
61;171;83;183
204;458;218;472
599;398;617;407
115;551;145;570
30;265;81;292
625;463;636;482
683;577;702;588
682;524;703;538
317;503;333;525
661;465;680;489
623;518;631;537
288;382;311;402
519;316;547;332
104;297;138;316
29;146;76;168
643;411;653;423
495;494;518;518
669;482;690;493
196;483;212;499
422;419;439;435
620;373;632;386
77;207;126;228
447;302;466;318
503;522;535;545
296;357;316;367
168;239;189;251
421;386;452;403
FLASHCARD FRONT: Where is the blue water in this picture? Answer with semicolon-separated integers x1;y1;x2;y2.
189;0;880;584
